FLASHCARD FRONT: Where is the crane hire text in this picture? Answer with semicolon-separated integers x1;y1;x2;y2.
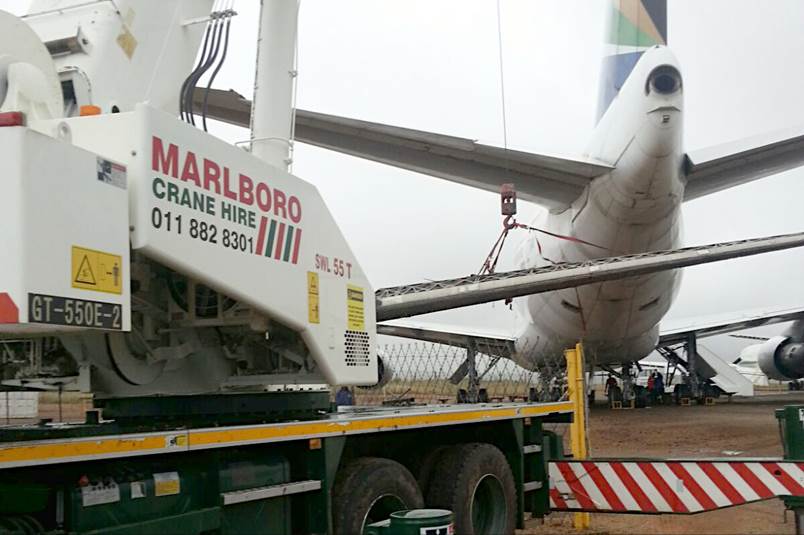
151;136;302;227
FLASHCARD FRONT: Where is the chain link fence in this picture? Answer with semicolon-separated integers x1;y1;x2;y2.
355;338;570;406
2;336;572;411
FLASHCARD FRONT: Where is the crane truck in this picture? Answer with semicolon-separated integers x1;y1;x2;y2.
0;2;574;533
5;2;804;534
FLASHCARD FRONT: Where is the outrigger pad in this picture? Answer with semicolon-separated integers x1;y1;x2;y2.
96;391;331;426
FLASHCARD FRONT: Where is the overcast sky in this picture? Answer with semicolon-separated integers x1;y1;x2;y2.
5;0;804;360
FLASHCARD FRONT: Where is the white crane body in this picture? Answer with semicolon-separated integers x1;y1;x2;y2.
0;1;378;396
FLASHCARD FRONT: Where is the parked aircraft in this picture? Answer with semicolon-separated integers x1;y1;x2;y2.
200;1;804;391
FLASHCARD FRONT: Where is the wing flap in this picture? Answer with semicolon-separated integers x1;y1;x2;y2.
684;124;804;200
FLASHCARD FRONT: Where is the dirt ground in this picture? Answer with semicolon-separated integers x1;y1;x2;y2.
522;392;804;535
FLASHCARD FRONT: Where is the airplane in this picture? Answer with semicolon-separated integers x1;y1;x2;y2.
647;305;804;394
197;1;804;397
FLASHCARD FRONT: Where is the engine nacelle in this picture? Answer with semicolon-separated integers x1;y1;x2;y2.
757;336;804;381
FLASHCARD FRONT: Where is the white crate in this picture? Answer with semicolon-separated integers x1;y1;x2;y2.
0;392;39;418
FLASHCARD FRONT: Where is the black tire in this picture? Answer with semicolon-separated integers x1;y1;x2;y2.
332;457;424;535
416;446;450;497
426;443;516;535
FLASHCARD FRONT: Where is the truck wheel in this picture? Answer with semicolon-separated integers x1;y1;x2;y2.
416;446;449;496
332;457;424;535
426;443;516;535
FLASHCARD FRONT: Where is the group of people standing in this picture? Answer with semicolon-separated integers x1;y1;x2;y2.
604;370;667;406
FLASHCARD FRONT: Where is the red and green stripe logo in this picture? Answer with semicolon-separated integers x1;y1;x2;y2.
255;216;302;264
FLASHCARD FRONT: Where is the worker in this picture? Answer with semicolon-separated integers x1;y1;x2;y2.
335;386;354;406
654;372;665;404
647;372;655;403
604;374;617;394
604;374;617;405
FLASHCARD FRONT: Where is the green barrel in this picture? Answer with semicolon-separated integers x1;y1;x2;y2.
776;405;804;460
776;406;804;516
365;509;453;535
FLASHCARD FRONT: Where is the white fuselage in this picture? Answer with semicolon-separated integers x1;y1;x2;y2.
514;47;685;368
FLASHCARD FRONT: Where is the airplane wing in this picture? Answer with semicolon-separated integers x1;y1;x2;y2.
198;90;804;205
378;307;804;398
683;124;804;200
381;306;804;353
377;322;515;355
195;89;612;209
658;305;804;346
375;232;804;321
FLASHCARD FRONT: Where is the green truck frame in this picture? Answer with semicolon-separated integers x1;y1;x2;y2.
0;398;573;534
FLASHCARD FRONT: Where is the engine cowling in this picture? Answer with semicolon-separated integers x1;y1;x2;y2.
757;336;804;381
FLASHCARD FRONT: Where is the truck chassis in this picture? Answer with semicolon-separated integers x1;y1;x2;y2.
0;399;572;534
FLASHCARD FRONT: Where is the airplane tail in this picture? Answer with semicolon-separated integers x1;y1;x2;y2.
596;0;668;122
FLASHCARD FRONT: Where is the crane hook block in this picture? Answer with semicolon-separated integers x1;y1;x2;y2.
500;183;517;216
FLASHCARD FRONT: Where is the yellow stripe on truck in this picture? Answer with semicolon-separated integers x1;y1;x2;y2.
190;402;574;447
0;402;574;468
0;435;169;464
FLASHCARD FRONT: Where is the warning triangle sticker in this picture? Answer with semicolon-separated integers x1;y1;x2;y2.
74;255;97;285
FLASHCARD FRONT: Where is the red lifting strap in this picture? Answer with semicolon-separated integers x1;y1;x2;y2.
477;216;608;277
511;220;607;250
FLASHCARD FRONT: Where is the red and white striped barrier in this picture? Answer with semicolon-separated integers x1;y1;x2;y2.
549;460;804;514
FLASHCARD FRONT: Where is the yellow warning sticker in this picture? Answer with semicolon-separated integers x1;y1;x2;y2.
308;272;320;324
347;284;365;332
153;472;180;497
71;246;123;295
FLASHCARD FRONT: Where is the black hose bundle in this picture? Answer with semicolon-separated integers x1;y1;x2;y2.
179;10;216;123
178;3;235;130
201;11;232;131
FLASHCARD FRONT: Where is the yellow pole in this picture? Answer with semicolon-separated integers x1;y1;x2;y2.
565;342;590;530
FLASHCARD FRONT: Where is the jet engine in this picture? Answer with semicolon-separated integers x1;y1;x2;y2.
756;336;804;381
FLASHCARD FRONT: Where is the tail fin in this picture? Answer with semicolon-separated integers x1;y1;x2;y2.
596;0;668;122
